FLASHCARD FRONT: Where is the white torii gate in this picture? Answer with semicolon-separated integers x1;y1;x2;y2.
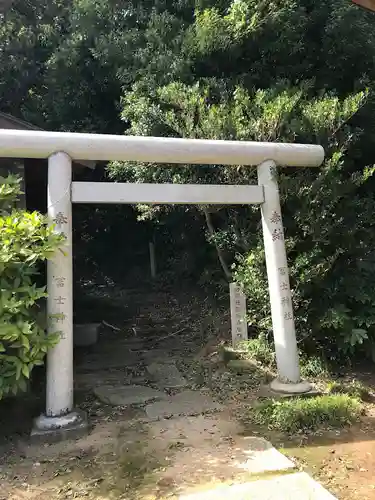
0;130;324;436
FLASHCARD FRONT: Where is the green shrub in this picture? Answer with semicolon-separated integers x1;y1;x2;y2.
326;380;371;402
249;394;362;434
0;175;62;399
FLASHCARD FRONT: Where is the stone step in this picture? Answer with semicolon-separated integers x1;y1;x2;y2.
145;390;223;420
146;361;188;390
93;384;167;406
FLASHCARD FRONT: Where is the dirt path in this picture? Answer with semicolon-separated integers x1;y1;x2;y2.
0;280;375;499
0;281;250;499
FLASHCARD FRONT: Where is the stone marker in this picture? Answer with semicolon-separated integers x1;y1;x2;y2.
229;282;248;348
94;384;167;406
179;472;337;500
147;361;187;389
145;390;223;420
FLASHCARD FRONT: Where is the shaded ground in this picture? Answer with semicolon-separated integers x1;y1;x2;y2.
280;426;375;499
0;278;375;498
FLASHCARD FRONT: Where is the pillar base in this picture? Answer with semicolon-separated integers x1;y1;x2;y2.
31;409;89;444
270;378;312;395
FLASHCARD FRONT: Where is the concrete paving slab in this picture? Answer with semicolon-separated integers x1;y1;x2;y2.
147;361;187;389
145;390;223;420
233;436;295;474
94;384;167;406
179;472;337;500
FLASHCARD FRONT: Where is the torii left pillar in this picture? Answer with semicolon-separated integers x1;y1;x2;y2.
32;152;88;442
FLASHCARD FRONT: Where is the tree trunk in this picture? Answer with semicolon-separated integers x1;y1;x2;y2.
203;208;232;281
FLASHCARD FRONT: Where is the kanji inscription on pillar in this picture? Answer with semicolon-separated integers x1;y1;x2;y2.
53;212;68;227
278;267;287;276
53;276;66;288
281;296;291;307
270;211;282;224
272;228;283;241
54;295;66;305
47;313;67;340
229;283;247;347
49;312;67;324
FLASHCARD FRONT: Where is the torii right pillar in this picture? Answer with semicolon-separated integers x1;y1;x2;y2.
258;160;311;393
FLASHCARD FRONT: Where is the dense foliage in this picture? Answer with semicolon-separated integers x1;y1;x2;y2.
0;175;61;398
2;0;375;361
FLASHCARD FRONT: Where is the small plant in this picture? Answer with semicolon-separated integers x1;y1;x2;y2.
239;334;276;368
0;175;62;399
326;380;371;402
248;394;362;434
300;355;329;379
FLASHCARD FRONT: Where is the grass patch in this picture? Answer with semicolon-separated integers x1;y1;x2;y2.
247;394;362;434
326;380;371;401
237;335;276;368
300;355;329;379
225;338;331;382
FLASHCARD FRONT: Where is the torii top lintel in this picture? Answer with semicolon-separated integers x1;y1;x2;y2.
0;130;324;168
